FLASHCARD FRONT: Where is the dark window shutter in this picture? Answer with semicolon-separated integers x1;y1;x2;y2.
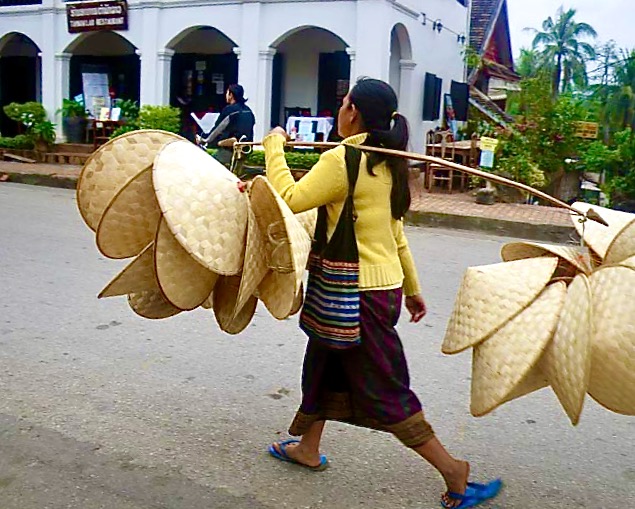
423;73;442;121
450;80;470;121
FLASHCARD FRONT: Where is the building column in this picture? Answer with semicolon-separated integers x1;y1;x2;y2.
138;6;160;105
236;1;262;130
51;52;71;140
398;59;416;122
156;49;174;105
232;46;242;76
254;48;276;140
39;8;58;129
135;49;157;105
346;48;357;85
35;53;42;103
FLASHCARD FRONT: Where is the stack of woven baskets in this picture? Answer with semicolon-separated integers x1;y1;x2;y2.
442;202;635;423
77;130;634;423
76;130;316;334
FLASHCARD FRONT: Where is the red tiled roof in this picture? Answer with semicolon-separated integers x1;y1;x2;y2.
484;59;521;82
469;86;514;126
469;0;503;54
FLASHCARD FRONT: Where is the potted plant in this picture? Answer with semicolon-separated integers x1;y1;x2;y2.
30;119;57;157
15;111;55;159
59;99;88;143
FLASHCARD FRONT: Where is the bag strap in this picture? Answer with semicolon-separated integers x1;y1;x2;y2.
312;145;362;250
344;145;361;198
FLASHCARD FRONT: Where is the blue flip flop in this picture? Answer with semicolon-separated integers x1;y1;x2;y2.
268;439;329;471
441;479;503;509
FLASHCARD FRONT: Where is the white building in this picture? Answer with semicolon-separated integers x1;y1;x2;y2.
0;0;469;150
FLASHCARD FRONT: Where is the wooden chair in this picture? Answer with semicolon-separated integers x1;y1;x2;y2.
427;130;456;192
422;129;438;188
450;133;478;191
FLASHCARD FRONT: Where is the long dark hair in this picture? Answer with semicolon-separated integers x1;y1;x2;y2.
228;84;247;104
348;77;410;220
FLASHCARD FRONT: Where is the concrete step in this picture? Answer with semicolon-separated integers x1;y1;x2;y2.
53;143;94;155
44;152;90;165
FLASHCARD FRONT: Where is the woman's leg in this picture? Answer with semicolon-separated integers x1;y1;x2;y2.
272;420;326;468
413;437;470;507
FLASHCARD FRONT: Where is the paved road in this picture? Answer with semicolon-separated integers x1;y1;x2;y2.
0;183;633;509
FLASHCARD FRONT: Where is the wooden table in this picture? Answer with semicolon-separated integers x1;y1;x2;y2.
423;139;480;193
426;140;478;166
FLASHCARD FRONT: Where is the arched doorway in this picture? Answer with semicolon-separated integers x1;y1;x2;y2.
270;27;350;136
65;31;140;116
167;26;238;138
389;24;413;101
0;32;41;137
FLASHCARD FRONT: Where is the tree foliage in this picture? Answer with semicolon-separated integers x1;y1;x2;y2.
529;7;597;96
497;78;590;196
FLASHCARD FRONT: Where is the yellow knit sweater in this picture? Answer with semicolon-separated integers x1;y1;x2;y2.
262;132;421;296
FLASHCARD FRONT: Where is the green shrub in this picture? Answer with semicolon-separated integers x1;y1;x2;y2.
138;105;181;133
3;102;46;125
114;99;140;123
246;150;320;169
495;132;547;188
0;135;34;149
1;101;56;146
594;128;635;206
110;124;140;139
31;120;56;144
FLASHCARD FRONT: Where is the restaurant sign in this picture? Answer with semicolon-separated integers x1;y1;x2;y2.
66;0;128;33
574;121;599;140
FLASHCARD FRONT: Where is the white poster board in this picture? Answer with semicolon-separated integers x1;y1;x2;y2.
82;72;110;117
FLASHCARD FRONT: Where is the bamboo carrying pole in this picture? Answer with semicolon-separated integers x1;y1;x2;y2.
232;140;608;226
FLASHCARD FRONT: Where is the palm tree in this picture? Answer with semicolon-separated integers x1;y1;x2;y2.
516;48;542;78
609;50;635;131
529;7;597;96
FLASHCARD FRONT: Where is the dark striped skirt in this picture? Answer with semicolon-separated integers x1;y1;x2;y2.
289;288;435;448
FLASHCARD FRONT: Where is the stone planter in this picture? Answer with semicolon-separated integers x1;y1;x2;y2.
62;116;87;144
34;139;51;161
475;187;496;205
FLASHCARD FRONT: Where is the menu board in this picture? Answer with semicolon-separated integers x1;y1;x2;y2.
82;72;110;117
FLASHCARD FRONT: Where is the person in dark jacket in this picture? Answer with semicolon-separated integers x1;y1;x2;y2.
209;84;255;165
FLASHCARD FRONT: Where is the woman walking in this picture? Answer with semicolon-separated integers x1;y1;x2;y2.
262;78;501;509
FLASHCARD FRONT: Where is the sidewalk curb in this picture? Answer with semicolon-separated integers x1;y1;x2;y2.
3;172;77;190
3;170;577;243
406;210;579;244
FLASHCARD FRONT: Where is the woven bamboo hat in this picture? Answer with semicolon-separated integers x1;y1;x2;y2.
152;140;249;276
290;283;305;316
442;257;558;354
470;281;567;417
604;220;635;265
588;265;635;415
501;242;591;275
571;202;635;260
249;176;313;320
77;130;183;231
213;275;258;334
233;204;269;318
128;289;182;320
98;243;156;298
295;208;318;238
154;218;219;311
96;167;162;259
540;274;592;425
